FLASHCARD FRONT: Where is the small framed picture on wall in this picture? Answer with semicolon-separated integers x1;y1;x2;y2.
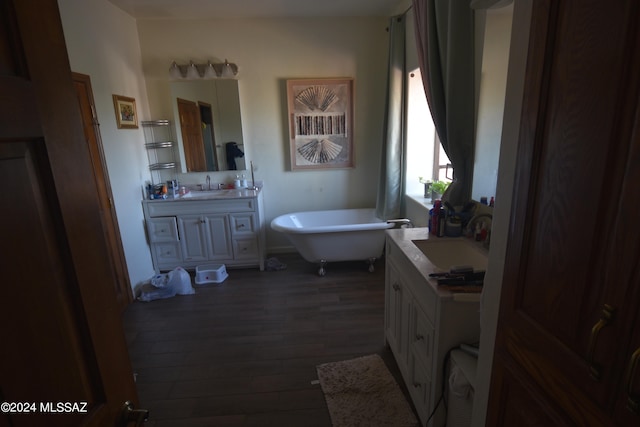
112;94;138;129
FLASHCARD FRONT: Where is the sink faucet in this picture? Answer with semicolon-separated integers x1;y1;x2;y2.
206;175;211;190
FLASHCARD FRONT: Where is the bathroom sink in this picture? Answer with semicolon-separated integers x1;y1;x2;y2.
181;190;234;199
412;238;488;271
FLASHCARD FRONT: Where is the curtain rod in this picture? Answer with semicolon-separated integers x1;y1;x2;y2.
392;4;413;22
386;4;413;30
400;4;413;16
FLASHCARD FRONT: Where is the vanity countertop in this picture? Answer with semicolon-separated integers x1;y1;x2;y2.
386;227;487;301
144;187;261;203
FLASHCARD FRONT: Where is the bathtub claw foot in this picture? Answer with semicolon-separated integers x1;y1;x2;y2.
367;257;376;273
318;260;327;276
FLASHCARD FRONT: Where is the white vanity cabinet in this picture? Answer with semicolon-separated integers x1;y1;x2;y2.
385;228;481;427
143;190;265;272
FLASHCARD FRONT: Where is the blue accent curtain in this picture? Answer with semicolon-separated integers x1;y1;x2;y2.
376;15;407;220
412;0;476;205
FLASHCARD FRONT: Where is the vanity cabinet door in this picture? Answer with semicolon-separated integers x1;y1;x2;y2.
386;263;411;367
410;304;435;376
203;214;232;260
177;215;209;262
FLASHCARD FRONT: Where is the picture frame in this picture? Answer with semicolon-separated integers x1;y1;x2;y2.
112;94;138;129
286;78;354;170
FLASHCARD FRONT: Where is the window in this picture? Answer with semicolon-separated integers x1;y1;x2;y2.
405;67;451;197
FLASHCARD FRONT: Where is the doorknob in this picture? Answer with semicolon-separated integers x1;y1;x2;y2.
120;400;149;426
625;347;640;414
586;304;616;381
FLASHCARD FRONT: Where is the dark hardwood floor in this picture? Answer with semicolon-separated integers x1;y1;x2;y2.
123;253;410;426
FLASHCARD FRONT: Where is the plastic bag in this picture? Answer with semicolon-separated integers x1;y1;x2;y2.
167;267;195;295
137;285;177;302
138;267;194;302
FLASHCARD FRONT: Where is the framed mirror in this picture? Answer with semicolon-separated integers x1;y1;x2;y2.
170;79;246;172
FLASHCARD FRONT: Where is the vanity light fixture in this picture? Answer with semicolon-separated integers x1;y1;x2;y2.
169;59;239;80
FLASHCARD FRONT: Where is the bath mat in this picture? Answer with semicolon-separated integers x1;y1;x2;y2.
316;354;418;427
265;256;287;271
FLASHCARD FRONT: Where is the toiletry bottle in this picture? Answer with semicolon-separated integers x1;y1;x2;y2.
437;204;446;237
240;174;247;188
431;200;441;235
475;223;482;241
233;174;241;189
437;214;445;237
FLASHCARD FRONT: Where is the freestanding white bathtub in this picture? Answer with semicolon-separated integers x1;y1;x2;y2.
271;208;408;275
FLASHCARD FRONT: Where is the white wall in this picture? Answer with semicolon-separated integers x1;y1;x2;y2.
58;0;156;289
137;16;389;251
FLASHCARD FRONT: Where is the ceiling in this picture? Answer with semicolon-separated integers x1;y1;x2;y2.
107;0;405;19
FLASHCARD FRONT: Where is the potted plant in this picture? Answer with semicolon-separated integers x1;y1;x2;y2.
430;180;450;201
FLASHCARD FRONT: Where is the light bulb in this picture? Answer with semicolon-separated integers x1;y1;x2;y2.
169;61;183;79
186;61;200;79
222;64;233;78
204;61;217;79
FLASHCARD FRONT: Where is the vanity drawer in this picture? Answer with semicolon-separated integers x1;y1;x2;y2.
232;237;259;259
408;352;432;423
230;213;256;235
147;217;179;242
152;241;182;266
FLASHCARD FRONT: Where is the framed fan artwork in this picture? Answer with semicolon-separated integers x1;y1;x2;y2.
286;78;354;170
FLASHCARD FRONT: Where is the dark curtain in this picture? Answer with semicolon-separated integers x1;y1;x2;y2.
376;15;407;220
412;0;476;205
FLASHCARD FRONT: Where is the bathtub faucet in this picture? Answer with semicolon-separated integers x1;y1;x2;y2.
387;218;413;229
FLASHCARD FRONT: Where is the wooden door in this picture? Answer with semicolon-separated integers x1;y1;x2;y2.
609;98;640;424
199;101;219;171
177;97;207;172
0;0;143;425
488;0;640;425
73;72;132;311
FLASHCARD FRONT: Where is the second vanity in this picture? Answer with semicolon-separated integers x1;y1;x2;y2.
142;188;265;272
385;227;485;427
